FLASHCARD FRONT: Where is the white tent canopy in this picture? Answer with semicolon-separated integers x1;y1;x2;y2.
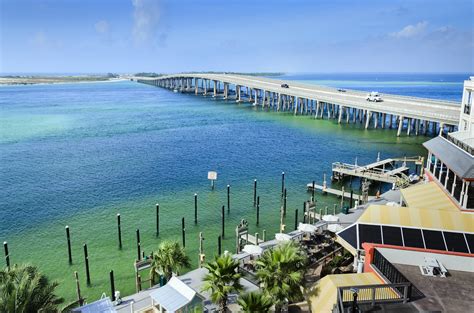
327;224;344;233
150;277;197;313
242;244;263;255
298;223;318;233
322;215;340;222
275;233;292;241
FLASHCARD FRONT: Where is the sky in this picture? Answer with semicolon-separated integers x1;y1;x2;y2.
1;0;473;74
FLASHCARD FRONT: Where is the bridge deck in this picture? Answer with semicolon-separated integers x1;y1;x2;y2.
139;73;460;125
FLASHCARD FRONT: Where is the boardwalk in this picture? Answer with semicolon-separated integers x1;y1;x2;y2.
135;73;461;137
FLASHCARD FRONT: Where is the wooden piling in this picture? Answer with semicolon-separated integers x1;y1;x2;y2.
136;229;141;260
283;188;287;216
312;180;315;201
3;241;10;268
194;194;198;224
256;196;260;226
74;271;84;306
181;218;186;248
110;270;115;301
294;209;298;230
227;185;230;213
281;172;285;197
83;244;91;286
253;179;257;206
218;235;222;255
156;204;160;236
66;226;72;264
221;205;225;238
117;214;122;249
303;202;306;223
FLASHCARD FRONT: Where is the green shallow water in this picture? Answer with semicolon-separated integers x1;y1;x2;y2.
0;79;434;303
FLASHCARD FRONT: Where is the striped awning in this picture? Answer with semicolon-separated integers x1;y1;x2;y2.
309;273;385;313
401;182;459;212
358;205;474;233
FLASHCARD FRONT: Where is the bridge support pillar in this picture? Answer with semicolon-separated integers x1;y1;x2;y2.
407;118;412;136
439;123;445;136
415;119;420;136
294;97;299;115
397;116;404;137
213;81;217;97
195;78;198;95
277;93;281;111
338;106;343;123
374;112;379;129
365;111;372;129
254;89;258;106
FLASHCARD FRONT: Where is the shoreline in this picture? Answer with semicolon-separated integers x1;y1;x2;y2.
0;76;129;86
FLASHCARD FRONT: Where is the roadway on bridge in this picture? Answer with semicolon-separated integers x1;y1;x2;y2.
144;73;461;125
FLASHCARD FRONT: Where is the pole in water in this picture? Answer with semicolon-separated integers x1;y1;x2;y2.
218;235;222;255
303;202;306;223
66;226;72;264
83;244;91;286
312;180;315;200
283;188;287;216
181;217;186;248
156;204;160;237
3;241;10;268
117;214;122;249
110;270;116;301
74;271;84;306
227;185;230;213
281;172;285;197
253;179;257;207
221;205;225;238
257;195;264;225
136;229;141;261
194;194;198;224
294;209;298;230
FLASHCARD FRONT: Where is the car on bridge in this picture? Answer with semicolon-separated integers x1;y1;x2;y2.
281;83;289;88
366;91;383;102
337;88;346;92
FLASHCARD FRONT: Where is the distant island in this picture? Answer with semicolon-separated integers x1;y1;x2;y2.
0;73;125;85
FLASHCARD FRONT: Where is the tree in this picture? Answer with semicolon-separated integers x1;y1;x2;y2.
256;241;308;312
150;240;191;284
202;254;243;312
0;264;64;312
237;291;273;313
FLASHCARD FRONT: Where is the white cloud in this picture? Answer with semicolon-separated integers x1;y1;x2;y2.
390;21;428;38
132;0;161;44
95;20;109;34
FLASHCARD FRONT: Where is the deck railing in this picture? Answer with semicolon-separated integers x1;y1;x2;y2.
335;282;412;312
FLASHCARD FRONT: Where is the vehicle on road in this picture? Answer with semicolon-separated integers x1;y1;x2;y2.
337;88;346;92
281;83;289;88
366;91;383;102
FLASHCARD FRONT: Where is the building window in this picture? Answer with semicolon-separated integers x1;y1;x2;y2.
402;228;425;248
422;230;446;251
443;231;469;253
382;226;403;246
358;224;383;248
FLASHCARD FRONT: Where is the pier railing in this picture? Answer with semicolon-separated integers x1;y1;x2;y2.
335;282;413;312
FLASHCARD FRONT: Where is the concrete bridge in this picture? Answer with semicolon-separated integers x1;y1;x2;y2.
135;73;461;136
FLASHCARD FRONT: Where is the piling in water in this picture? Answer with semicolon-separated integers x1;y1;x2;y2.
83;244;91;286
117;214;122;249
283;188;287;216
66;226;72;264
281;172;285;197
221;205;225;238
256;196;260;226
194;194;198;224
182;218;186;248
136;229;141;261
294;209;298;230
110;270;115;301
3;241;10;268
227;185;230;213
253;179;257;206
156;204;160;237
218;235;222;255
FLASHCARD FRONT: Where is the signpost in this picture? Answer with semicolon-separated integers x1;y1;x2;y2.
208;171;217;190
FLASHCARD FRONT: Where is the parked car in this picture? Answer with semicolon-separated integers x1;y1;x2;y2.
366;91;382;102
281;83;289;88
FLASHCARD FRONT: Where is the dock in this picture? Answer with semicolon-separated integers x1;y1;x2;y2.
306;183;376;201
239;233;264;245
331;158;410;188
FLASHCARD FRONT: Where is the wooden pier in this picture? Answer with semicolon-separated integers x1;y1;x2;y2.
239;233;264;245
306;183;376;201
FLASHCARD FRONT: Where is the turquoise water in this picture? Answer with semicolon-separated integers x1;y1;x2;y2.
0;74;464;303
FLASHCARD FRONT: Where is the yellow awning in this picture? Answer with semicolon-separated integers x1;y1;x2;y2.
400;182;459;212
309;273;385;313
358;205;474;233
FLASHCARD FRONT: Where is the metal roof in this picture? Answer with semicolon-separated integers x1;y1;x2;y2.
72;297;116;313
423;136;474;179
149;277;197;312
400;182;459;212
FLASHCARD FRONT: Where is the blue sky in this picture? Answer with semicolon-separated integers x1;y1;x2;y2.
1;0;473;73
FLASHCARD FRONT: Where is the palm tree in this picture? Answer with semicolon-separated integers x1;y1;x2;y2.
150;240;191;285
237;291;273;313
202;254;243;312
256;241;308;312
0;264;64;312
